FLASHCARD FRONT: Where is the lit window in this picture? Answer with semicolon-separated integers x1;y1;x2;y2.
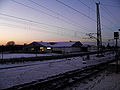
31;48;34;51
40;47;44;51
47;47;51;50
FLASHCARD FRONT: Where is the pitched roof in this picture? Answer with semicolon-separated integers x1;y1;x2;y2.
50;41;77;47
35;41;82;47
35;42;51;47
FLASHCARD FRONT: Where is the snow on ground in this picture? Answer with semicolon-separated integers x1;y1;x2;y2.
65;69;120;90
0;52;115;89
91;72;120;90
0;53;60;59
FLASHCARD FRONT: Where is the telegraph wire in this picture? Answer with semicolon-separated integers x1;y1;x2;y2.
56;0;114;32
0;13;87;39
77;0;118;31
101;4;120;8
100;4;119;24
0;13;86;35
11;0;58;19
11;0;114;33
0;22;83;39
11;0;90;32
56;0;96;22
28;0;90;31
77;0;117;27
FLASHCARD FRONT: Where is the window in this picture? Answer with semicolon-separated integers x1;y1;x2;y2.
31;48;34;51
47;47;51;50
40;47;44;51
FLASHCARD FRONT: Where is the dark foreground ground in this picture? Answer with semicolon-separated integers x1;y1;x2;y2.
64;66;120;90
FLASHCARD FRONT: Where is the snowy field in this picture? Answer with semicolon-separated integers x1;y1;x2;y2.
0;53;115;89
0;53;61;59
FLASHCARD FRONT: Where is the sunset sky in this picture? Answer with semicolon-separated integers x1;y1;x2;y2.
0;0;120;45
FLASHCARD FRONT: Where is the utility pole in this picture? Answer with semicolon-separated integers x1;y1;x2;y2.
96;2;102;55
114;32;119;73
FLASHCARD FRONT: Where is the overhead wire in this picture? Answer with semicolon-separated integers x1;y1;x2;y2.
56;0;96;22
56;0;114;32
28;0;90;31
0;13;86;39
101;4;120;8
77;0;117;27
100;4;119;25
11;0;90;33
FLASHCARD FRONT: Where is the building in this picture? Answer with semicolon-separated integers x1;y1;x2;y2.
25;42;52;53
25;41;82;54
51;41;82;54
81;44;98;52
81;44;89;52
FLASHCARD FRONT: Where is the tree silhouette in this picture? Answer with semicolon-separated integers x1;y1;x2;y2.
6;41;15;46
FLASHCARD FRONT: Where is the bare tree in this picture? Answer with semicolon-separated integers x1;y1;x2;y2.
6;41;15;46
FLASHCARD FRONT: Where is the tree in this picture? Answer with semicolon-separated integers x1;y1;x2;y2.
6;41;15;46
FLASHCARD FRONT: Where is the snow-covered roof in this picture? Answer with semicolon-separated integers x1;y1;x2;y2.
81;45;88;47
81;44;89;47
36;42;50;47
50;41;77;47
35;41;81;47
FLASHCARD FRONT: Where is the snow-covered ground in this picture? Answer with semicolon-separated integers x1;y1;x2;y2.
0;53;115;89
0;53;60;59
65;69;120;90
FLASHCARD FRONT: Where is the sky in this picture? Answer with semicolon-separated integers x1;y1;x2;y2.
0;0;120;45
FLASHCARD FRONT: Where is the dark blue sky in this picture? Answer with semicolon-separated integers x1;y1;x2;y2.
0;0;120;44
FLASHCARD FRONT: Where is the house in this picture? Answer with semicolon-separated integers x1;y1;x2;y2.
51;41;82;54
81;44;97;52
81;44;89;52
88;45;97;51
25;42;52;53
25;41;82;54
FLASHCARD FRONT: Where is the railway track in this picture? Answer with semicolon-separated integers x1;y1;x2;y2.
4;59;115;90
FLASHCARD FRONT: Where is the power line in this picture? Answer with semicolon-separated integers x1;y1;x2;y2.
11;0;58;19
0;13;82;33
11;0;114;33
77;0;117;27
0;13;86;38
92;0;119;25
0;13;87;35
28;0;90;31
77;0;95;11
10;0;74;28
11;0;90;32
0;22;83;39
100;4;119;24
56;0;96;22
56;0;114;32
101;4;120;8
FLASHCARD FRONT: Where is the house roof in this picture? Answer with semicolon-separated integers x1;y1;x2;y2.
36;42;50;47
50;41;77;47
35;41;82;47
